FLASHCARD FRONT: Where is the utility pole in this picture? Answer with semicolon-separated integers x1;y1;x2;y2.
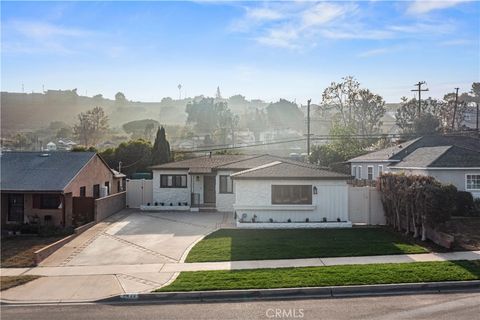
307;99;311;159
476;102;479;132
411;81;429;116
452;87;459;130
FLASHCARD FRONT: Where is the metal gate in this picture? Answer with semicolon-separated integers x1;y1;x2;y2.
126;179;153;208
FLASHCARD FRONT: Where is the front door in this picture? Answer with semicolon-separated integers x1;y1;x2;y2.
8;194;24;223
203;176;216;204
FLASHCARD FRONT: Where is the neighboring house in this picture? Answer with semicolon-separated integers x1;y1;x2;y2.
149;154;351;225
348;135;480;198
1;152;124;227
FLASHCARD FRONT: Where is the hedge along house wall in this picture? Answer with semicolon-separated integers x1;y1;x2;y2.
377;173;457;241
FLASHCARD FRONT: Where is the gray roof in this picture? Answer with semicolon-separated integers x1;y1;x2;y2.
349;135;480;167
149;154;254;170
349;138;419;162
392;146;480;168
231;161;350;180
216;154;326;170
1;152;97;192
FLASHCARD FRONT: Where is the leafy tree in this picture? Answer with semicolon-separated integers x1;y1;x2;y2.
151;126;171;165
309;122;365;171
100;139;152;177
73;106;109;146
266;99;304;130
215;86;222;100
115;92;127;106
412;113;440;136
122;119;159;140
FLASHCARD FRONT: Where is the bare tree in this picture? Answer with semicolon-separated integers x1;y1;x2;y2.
74;106;109;146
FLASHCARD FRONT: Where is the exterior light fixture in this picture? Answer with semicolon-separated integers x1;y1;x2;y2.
313;186;318;194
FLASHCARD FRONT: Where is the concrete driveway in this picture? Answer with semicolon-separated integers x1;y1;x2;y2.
1;209;233;302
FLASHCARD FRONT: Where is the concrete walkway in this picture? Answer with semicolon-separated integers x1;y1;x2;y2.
2;250;480;277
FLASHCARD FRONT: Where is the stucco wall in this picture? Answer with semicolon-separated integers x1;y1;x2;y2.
234;179;349;222
23;193;63;226
95;191;126;221
65;155;115;197
152;169;191;205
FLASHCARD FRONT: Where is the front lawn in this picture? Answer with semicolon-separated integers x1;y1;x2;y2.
1;236;63;267
157;260;480;292
185;228;428;262
0;276;40;291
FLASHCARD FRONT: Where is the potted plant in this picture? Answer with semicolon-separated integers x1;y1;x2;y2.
306;218;309;222
287;218;291;223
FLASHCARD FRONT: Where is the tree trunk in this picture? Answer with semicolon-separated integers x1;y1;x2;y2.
421;220;427;241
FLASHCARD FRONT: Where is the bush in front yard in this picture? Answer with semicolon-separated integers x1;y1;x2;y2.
454;191;476;216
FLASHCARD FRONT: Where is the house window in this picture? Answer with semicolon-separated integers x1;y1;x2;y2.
378;165;383;177
352;166;357;178
79;186;86;197
104;181;110;195
33;194;61;209
160;175;187;188
93;184;100;199
357;166;362;180
466;174;480;190
219;175;233;193
117;180;122;192
367;166;374;180
271;185;312;205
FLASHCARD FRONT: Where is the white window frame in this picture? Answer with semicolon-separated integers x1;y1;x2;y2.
378;165;383;178
352;165;357;178
465;174;480;191
357;166;362;180
367;166;374;180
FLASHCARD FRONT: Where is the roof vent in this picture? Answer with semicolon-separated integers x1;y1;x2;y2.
40;153;50;157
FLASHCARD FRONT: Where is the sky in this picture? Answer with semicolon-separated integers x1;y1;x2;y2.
1;0;479;104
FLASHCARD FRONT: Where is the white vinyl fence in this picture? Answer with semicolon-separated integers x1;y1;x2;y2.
126;179;153;208
348;186;386;225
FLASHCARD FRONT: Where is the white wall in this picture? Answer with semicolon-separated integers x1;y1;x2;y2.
191;174;204;205
351;162;390;180
152;169;191;206
216;170;236;212
234;179;349;223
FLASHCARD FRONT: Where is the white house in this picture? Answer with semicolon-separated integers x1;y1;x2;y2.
149;154;352;226
348;135;480;198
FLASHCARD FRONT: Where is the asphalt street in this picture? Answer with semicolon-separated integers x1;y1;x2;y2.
2;292;479;320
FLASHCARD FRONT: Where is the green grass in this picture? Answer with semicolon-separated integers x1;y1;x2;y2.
157;260;480;292
185;228;428;262
0;276;40;291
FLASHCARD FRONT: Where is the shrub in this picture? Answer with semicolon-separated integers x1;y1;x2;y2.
38;225;74;237
455;191;476;216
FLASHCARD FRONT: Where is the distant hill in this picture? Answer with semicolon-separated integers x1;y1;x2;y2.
0;90;189;134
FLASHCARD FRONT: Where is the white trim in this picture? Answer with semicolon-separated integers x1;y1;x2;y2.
234;205;316;211
357;166;362;180
231;161;281;177
465;173;480;191
367;166;374;181
391;167;480;170
352;165;357;178
378;165;384;178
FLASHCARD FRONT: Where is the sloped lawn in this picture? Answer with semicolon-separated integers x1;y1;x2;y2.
0;276;40;291
185;227;428;263
157;260;480;292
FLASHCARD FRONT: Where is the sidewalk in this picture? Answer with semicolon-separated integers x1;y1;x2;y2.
3;250;480;277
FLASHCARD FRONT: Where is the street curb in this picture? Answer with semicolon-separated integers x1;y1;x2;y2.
96;280;480;304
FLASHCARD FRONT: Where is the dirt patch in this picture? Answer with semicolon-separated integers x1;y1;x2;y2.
0;276;40;291
439;217;480;250
1;236;63;268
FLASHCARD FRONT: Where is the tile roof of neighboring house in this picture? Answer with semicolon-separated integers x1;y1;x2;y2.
349;135;480;165
149;154;254;170
0;152;97;192
391;145;480;168
231;161;350;180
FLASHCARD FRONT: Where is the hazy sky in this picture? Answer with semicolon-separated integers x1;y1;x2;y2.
1;1;479;104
